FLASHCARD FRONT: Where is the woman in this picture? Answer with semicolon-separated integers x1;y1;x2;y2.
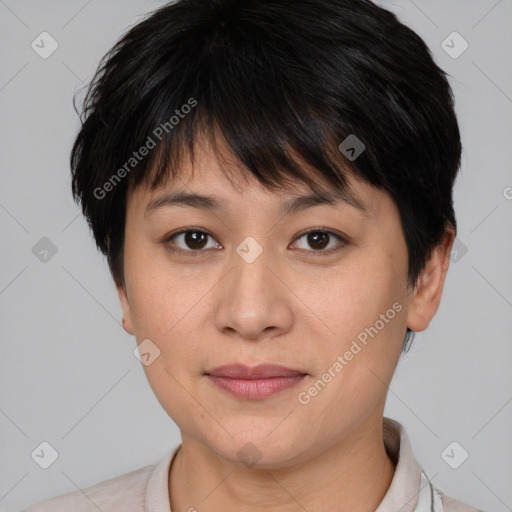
22;0;483;510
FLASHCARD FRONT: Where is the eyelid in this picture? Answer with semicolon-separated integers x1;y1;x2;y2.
163;227;348;256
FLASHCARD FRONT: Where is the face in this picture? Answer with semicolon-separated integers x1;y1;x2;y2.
117;138;453;468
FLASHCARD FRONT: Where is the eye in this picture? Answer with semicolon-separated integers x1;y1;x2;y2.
292;229;347;255
163;228;347;257
164;228;221;256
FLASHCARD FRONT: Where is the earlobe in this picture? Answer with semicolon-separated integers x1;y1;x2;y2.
117;284;135;335
406;227;455;332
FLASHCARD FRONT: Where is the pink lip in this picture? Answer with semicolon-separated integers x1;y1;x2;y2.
205;364;307;400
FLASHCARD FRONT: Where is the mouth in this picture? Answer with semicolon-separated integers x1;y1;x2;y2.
205;364;308;400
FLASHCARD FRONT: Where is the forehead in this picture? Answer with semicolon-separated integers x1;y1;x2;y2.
128;135;385;222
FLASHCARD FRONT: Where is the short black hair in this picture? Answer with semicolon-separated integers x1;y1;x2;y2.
70;0;462;352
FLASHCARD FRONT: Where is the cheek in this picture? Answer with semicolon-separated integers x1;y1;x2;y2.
125;262;207;371
312;259;400;332
306;250;407;375
124;251;186;340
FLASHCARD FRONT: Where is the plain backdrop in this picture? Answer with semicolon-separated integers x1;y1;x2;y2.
0;1;511;510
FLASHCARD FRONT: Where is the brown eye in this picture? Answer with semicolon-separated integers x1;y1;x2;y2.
293;229;347;254
181;231;209;250
163;227;347;258
165;229;220;255
306;232;330;250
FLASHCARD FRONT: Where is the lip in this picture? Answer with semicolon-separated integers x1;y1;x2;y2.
205;364;306;379
205;364;307;400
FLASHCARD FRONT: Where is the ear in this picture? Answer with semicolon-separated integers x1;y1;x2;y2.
406;226;455;332
117;284;135;335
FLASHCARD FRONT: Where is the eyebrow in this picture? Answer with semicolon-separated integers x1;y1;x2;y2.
144;188;371;219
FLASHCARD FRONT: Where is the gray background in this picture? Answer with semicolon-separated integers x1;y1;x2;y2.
1;0;511;510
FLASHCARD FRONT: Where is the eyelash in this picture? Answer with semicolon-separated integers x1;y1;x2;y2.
162;227;348;257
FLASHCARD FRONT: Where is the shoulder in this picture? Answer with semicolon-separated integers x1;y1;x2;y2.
19;463;156;512
436;488;487;512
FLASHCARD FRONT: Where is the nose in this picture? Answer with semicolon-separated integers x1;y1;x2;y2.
213;241;294;342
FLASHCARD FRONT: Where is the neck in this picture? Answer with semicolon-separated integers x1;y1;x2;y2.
169;419;396;512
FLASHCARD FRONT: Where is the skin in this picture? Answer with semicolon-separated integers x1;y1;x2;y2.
117;135;455;512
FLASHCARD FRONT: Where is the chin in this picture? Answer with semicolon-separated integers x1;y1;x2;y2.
207;429;309;470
